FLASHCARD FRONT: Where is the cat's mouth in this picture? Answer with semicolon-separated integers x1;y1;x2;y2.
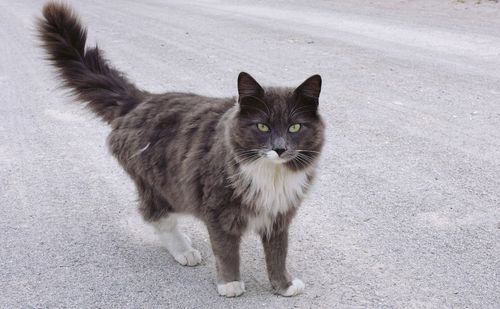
240;149;314;167
259;149;319;169
263;150;291;164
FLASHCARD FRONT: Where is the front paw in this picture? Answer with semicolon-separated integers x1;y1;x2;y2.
217;281;245;297
277;278;305;297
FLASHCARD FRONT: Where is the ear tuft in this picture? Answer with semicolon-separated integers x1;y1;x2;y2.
238;72;264;99
295;74;322;99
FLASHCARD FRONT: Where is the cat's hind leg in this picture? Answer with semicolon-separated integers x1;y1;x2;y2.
136;180;201;266
151;215;202;266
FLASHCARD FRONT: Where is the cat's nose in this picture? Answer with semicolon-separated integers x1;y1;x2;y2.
273;148;286;156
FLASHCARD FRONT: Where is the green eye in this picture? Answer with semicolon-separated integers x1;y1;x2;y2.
289;124;301;133
257;123;270;132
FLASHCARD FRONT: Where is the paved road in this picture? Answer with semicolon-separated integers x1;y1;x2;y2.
1;0;499;307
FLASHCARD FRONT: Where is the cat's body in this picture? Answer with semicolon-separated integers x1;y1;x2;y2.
109;92;314;233
38;2;324;297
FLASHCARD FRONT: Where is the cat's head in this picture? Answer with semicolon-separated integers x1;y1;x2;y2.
229;72;325;171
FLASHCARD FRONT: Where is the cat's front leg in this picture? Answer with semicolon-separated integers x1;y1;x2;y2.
262;225;305;297
207;225;245;297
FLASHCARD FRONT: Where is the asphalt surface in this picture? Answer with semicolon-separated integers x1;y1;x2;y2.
1;0;499;308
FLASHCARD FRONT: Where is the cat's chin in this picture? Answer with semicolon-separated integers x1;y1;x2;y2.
265;157;288;164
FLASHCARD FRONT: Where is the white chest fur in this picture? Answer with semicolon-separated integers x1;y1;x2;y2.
237;160;311;236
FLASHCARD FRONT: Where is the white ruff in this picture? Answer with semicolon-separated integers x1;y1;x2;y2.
237;159;311;236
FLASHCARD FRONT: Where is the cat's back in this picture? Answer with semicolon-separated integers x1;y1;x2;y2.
111;92;233;136
108;92;234;178
125;92;233;125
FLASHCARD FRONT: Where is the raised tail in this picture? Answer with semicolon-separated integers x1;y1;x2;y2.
37;2;145;123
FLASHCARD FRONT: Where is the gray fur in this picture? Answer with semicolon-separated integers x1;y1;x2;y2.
37;2;325;295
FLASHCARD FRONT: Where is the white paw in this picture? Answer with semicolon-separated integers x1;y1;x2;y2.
279;278;305;297
173;248;202;266
217;281;245;297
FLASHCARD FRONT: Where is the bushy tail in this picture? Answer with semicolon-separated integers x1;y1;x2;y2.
37;2;145;123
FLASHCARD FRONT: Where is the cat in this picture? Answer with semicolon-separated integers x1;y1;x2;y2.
37;2;325;297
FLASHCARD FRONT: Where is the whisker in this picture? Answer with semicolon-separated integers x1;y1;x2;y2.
289;105;314;119
288;98;300;119
295;153;314;166
289;109;315;119
233;149;263;166
240;105;269;118
299;153;315;162
293;156;308;169
261;100;271;115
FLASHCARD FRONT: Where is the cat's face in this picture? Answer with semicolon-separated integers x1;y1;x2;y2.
230;73;325;171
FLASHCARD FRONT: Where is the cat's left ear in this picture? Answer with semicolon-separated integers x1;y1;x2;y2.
294;74;322;100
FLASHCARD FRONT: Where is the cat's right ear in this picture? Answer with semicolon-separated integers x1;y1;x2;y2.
238;72;264;99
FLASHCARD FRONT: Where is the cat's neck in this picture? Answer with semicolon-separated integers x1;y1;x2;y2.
234;159;313;235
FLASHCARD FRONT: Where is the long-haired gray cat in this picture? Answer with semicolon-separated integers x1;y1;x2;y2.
37;2;325;297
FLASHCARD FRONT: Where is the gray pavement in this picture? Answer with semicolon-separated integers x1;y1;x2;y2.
1;0;499;308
